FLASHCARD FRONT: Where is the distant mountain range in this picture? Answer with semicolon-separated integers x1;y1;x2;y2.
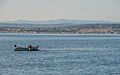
0;19;119;24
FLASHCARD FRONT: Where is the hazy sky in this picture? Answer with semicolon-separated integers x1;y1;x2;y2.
0;0;120;21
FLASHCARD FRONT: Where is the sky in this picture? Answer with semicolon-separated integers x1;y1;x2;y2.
0;0;120;21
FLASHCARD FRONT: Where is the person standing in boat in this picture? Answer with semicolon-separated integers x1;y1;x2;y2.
14;45;18;51
28;44;32;51
14;45;17;48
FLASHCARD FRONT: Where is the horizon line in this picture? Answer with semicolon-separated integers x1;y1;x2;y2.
0;19;120;22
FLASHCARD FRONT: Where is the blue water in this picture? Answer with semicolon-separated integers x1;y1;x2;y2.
0;33;120;75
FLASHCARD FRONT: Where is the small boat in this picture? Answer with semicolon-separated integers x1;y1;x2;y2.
14;45;39;51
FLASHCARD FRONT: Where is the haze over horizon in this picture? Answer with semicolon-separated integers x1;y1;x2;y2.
0;0;120;22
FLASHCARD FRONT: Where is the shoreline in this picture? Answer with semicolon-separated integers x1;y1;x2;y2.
0;32;120;35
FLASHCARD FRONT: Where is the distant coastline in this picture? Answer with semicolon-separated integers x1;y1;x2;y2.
0;23;119;34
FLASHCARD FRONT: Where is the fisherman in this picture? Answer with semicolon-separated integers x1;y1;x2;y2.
29;44;32;48
28;44;32;51
14;45;17;48
14;45;17;51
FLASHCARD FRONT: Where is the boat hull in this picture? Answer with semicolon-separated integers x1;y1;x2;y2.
14;46;39;51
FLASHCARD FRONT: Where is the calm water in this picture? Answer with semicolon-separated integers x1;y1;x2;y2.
0;33;120;75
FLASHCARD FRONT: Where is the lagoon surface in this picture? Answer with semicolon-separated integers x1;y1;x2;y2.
0;33;120;75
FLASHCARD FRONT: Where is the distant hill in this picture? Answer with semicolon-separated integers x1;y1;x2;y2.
0;19;119;24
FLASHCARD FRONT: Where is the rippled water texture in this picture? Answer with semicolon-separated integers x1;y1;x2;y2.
0;33;120;75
